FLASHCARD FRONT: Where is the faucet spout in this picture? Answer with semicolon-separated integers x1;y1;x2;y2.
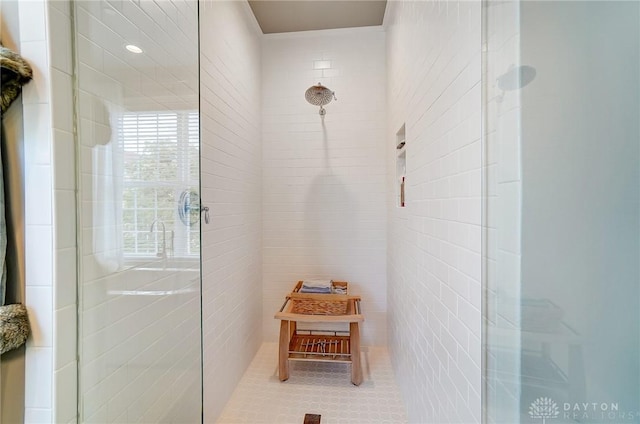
150;219;167;259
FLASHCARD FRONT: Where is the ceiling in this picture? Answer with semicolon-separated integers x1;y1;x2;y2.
248;1;388;34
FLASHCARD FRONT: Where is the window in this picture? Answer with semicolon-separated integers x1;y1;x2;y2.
120;111;199;257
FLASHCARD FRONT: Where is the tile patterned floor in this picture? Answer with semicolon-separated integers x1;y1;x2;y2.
217;343;408;424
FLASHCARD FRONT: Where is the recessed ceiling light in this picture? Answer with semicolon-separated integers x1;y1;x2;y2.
125;44;143;54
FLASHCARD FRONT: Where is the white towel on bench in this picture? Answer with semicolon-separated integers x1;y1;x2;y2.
302;279;332;289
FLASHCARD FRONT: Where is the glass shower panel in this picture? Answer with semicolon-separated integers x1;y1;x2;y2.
482;1;523;422
483;1;640;423
73;1;201;422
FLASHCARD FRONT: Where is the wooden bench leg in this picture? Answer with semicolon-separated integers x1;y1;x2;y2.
350;322;362;385
279;320;290;381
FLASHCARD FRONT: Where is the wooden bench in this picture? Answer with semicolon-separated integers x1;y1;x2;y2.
274;281;364;385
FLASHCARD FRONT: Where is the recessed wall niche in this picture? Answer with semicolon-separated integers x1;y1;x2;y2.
396;124;406;207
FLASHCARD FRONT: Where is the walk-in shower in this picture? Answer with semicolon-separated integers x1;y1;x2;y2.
48;0;640;422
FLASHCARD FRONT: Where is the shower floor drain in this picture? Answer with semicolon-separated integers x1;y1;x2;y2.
303;413;321;424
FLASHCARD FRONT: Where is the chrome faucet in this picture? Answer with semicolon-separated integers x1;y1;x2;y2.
150;219;167;259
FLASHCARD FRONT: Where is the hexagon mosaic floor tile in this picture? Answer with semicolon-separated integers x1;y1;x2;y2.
217;343;408;424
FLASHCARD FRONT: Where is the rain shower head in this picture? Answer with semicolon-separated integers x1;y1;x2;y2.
305;83;337;115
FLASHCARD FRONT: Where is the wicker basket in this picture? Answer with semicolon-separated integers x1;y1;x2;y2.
290;281;349;315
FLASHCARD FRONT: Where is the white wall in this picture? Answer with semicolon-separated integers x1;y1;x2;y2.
199;1;263;422
5;0;78;422
385;1;483;422
261;27;387;347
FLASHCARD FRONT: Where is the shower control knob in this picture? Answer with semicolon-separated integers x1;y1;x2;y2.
201;205;210;224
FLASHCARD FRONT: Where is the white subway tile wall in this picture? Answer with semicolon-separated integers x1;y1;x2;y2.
74;1;201;423
199;1;263;422
20;2;93;421
385;1;483;422
18;0;58;422
261;28;388;347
